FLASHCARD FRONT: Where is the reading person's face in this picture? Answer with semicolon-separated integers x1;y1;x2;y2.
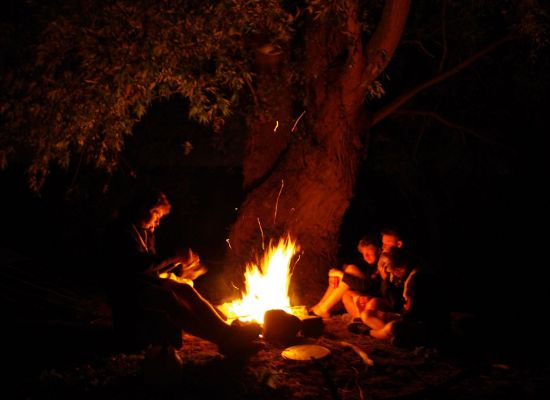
142;207;168;231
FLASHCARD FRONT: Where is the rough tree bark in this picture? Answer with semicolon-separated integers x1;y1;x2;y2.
225;0;411;304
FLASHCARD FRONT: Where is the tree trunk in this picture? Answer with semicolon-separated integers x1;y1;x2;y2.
225;0;411;305
227;112;363;305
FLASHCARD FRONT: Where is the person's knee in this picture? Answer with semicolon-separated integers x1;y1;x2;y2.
343;264;365;278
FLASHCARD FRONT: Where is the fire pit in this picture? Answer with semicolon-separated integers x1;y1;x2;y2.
217;236;324;343
218;236;300;323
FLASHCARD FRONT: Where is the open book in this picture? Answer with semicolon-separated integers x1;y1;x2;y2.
158;249;207;287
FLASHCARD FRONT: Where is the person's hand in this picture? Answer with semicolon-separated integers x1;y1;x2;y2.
175;249;207;281
159;272;195;287
328;268;344;279
155;255;187;274
166;255;188;267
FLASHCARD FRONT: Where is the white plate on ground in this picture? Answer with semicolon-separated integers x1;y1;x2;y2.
281;344;331;361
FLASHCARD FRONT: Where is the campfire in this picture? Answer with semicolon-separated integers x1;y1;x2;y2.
218;235;302;324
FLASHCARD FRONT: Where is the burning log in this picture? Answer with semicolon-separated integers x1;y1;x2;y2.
219;235;326;341
263;309;325;345
218;236;299;324
263;309;301;345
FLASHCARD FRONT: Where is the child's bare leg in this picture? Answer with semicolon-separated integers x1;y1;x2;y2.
310;273;336;317
370;320;396;340
311;285;334;312
344;292;372;319
360;309;388;330
312;282;349;318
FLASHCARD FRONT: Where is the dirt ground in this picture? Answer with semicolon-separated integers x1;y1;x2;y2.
3;250;550;400
5;309;550;400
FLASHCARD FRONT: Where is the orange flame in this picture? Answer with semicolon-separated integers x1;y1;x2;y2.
219;236;300;323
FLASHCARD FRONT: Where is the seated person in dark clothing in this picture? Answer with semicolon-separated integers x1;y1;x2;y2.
356;249;407;330
310;235;381;319
344;226;407;319
101;187;260;355
360;247;450;348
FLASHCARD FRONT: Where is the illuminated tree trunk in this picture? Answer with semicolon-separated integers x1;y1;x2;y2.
226;0;411;304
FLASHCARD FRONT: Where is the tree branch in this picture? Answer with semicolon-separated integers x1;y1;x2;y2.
372;34;515;126
360;0;412;85
401;40;436;58
393;109;514;150
341;0;364;103
438;0;448;72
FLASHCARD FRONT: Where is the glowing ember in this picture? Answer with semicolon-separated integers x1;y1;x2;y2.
219;236;300;324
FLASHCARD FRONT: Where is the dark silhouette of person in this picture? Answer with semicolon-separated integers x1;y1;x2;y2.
101;187;260;355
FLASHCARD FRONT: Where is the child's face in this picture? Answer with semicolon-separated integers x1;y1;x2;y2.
387;265;407;283
381;234;402;252
358;243;378;264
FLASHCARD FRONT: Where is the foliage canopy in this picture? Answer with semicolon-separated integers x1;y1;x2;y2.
1;0;547;191
1;0;297;190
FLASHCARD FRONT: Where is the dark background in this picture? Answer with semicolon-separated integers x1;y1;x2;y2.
1;5;548;363
1;85;545;313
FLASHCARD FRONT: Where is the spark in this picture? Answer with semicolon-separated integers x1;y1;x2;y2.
274;179;284;224
291;110;306;132
257;218;265;250
291;252;302;274
226;238;232;250
273;120;279;133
